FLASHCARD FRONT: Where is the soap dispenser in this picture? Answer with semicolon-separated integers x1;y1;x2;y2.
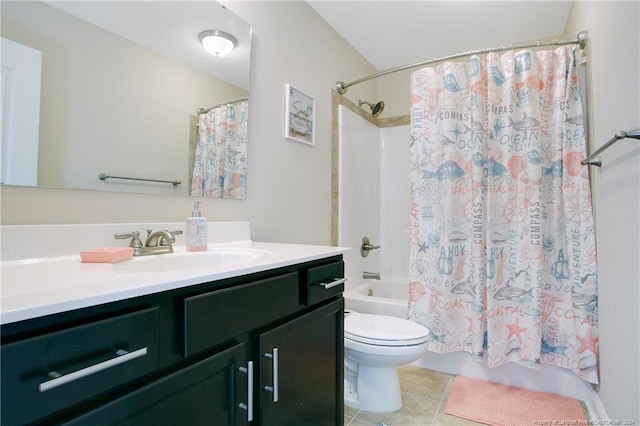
186;201;207;252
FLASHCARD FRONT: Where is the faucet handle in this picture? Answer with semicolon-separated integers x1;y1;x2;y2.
360;236;381;257
161;230;183;246
115;231;143;248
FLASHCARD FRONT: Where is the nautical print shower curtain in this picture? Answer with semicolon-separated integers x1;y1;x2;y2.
191;99;248;199
408;45;599;383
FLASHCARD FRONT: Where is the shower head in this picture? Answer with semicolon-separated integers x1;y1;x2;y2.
358;100;385;117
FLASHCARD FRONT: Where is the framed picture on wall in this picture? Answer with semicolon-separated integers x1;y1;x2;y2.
285;84;315;145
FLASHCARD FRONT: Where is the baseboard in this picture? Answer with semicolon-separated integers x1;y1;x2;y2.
583;388;609;421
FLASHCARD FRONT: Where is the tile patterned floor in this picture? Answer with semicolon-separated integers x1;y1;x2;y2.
344;365;485;426
344;365;591;426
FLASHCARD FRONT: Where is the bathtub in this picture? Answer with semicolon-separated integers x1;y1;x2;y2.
344;278;409;319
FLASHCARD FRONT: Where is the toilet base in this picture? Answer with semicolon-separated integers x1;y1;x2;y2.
344;365;402;413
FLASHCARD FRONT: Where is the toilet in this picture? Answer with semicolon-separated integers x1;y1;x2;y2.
343;312;429;413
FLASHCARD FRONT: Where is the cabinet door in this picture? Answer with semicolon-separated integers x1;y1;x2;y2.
258;298;344;426
64;343;252;426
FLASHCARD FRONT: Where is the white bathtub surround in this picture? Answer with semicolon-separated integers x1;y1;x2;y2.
0;221;348;324
337;105;382;293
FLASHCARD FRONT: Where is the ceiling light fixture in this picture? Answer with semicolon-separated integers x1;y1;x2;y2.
199;30;237;57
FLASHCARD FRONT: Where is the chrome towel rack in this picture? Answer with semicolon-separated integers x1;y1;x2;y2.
98;173;181;186
582;128;640;167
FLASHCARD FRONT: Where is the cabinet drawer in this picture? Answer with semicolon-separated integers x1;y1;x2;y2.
306;261;345;306
63;343;249;426
183;272;299;356
1;307;159;425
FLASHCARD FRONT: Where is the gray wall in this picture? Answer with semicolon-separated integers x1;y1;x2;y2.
565;1;640;421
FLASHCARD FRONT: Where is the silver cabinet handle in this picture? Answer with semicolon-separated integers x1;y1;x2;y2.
263;348;279;402
238;361;253;422
37;347;148;393
317;277;347;290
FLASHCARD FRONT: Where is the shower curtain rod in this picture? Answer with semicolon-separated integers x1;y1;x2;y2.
335;31;588;94
581;128;640;167
196;96;248;114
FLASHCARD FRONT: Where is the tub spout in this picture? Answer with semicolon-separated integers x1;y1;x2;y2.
363;271;381;280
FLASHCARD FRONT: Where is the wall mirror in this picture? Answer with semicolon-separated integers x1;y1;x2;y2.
1;1;252;198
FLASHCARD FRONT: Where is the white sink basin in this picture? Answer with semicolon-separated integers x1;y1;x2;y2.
113;248;270;273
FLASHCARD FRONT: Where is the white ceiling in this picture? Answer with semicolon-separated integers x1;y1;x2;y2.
42;1;574;91
44;1;252;90
308;1;574;72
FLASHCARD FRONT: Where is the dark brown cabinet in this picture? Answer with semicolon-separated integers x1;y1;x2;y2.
65;343;249;426
1;307;160;425
1;255;344;425
259;299;343;426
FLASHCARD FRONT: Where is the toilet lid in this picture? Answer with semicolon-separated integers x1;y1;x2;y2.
345;313;429;346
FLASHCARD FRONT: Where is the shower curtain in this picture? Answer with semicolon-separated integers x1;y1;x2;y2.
408;45;599;383
191;99;248;199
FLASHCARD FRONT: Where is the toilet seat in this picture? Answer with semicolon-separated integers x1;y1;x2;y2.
345;313;429;347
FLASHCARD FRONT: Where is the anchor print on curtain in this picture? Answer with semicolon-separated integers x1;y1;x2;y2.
191;99;248;199
408;45;599;383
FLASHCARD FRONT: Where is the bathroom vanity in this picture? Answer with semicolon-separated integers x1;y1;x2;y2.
1;222;346;425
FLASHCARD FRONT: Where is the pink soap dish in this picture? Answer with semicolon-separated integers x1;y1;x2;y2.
80;247;134;263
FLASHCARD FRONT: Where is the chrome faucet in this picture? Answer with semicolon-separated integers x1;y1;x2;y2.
115;229;183;256
145;229;179;247
363;271;381;280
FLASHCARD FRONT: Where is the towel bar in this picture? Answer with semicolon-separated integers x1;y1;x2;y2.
582;128;640;166
98;173;181;186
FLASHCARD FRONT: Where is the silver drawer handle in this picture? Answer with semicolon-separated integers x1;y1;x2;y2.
37;347;148;393
317;277;347;290
263;348;279;402
238;361;253;422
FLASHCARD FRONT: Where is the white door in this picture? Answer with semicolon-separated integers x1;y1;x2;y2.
1;37;42;186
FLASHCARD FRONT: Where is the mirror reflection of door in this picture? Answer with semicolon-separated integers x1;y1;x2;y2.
1;37;42;186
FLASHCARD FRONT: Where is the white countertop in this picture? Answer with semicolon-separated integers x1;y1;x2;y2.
1;222;348;325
